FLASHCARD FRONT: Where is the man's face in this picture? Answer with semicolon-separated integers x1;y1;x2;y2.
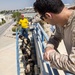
21;16;24;19
21;15;24;19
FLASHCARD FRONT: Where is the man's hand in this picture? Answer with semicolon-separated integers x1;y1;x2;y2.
43;47;55;61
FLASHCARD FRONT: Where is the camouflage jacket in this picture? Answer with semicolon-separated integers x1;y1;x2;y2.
48;10;75;74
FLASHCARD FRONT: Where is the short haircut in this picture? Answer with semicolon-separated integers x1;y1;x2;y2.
33;0;64;15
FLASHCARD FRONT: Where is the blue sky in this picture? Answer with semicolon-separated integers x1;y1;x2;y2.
0;0;74;11
62;0;74;4
0;0;35;10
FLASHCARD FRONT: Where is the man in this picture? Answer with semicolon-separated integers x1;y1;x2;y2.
19;14;29;38
33;0;75;74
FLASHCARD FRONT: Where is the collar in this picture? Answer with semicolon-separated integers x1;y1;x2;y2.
63;10;75;28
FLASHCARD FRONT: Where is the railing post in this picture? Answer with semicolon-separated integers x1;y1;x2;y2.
16;28;20;75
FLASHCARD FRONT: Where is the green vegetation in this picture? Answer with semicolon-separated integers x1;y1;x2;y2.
0;18;6;26
12;26;17;32
12;24;21;32
12;12;21;21
0;22;2;25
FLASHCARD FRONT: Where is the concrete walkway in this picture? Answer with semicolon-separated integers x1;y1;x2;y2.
0;22;17;75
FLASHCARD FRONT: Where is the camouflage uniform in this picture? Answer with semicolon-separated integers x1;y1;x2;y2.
48;10;75;74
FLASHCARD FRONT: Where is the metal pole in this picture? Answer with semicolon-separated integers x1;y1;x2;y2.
16;29;20;75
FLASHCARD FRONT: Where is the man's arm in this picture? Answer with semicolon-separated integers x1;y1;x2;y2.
25;18;29;27
44;48;75;74
44;19;75;74
47;25;62;50
18;19;21;25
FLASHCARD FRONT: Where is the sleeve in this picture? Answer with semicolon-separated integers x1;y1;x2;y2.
47;25;62;49
49;18;75;74
25;18;29;24
18;19;21;25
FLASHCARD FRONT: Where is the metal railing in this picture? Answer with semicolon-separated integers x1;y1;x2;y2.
16;28;20;75
33;23;59;75
32;23;73;75
16;23;73;75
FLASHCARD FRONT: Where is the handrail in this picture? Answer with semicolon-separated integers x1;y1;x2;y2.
16;28;20;75
37;23;49;41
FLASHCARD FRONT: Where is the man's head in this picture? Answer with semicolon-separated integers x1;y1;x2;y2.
21;14;24;19
33;0;65;25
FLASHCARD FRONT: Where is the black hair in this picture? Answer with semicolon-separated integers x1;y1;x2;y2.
33;0;64;15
